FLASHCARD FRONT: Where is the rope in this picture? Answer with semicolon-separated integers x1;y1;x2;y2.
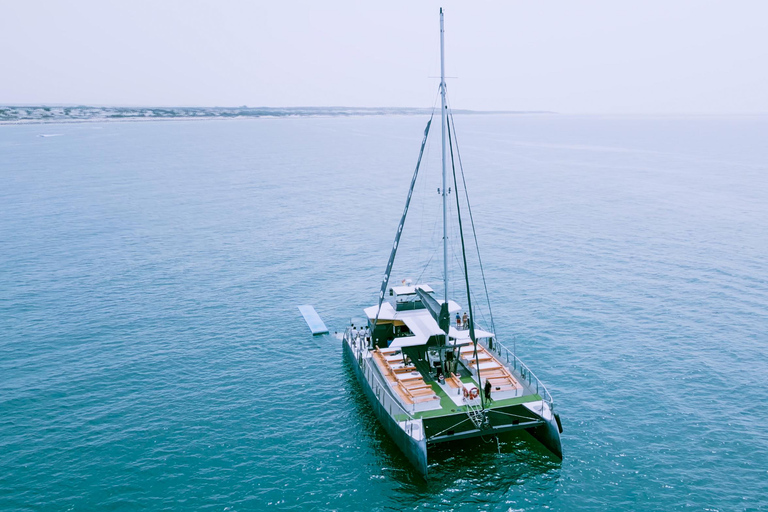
416;87;443;270
416;246;438;283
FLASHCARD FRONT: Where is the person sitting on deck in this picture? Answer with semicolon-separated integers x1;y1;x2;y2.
456;312;461;329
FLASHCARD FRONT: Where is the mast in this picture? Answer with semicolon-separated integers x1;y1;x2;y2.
440;8;449;306
439;10;485;410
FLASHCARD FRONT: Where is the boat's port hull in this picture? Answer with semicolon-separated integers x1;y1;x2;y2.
343;338;429;475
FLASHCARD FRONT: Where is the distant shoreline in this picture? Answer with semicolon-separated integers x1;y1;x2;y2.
0;106;554;125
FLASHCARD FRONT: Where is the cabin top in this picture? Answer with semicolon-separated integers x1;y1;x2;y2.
388;284;435;311
364;282;494;349
390;283;433;296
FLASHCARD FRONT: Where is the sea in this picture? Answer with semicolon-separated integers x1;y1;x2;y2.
1;114;767;511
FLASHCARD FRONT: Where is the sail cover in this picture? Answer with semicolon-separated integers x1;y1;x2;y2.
415;286;450;334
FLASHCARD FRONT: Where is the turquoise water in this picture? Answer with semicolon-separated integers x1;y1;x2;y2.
1;115;767;510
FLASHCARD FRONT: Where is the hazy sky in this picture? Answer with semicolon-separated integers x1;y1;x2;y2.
3;1;767;113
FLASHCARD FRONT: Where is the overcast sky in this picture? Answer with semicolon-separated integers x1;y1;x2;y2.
2;1;767;114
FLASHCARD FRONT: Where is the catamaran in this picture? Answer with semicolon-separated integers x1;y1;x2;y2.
342;8;562;476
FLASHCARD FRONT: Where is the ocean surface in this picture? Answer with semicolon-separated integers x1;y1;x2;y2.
1;114;767;511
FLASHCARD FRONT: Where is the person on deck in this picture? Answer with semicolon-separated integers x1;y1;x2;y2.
462;312;469;329
456;312;461;329
484;379;493;403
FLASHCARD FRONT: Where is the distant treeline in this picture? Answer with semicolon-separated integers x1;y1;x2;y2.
0;106;553;123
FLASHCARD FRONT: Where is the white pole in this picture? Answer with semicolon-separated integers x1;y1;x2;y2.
440;8;448;305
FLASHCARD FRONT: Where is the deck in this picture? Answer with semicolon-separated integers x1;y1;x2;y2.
344;325;562;460
369;338;542;420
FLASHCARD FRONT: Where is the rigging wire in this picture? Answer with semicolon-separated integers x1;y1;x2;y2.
415;182;444;286
416;87;444;273
371;103;436;335
449;245;490;330
390;86;442;287
446;105;484;410
447;104;497;336
440;106;492;333
416;246;439;284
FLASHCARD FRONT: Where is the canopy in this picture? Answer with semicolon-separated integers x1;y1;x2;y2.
364;299;462;322
364;302;397;321
448;326;495;341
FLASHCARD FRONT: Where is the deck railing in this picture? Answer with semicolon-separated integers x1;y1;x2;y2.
344;328;421;437
486;338;555;415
